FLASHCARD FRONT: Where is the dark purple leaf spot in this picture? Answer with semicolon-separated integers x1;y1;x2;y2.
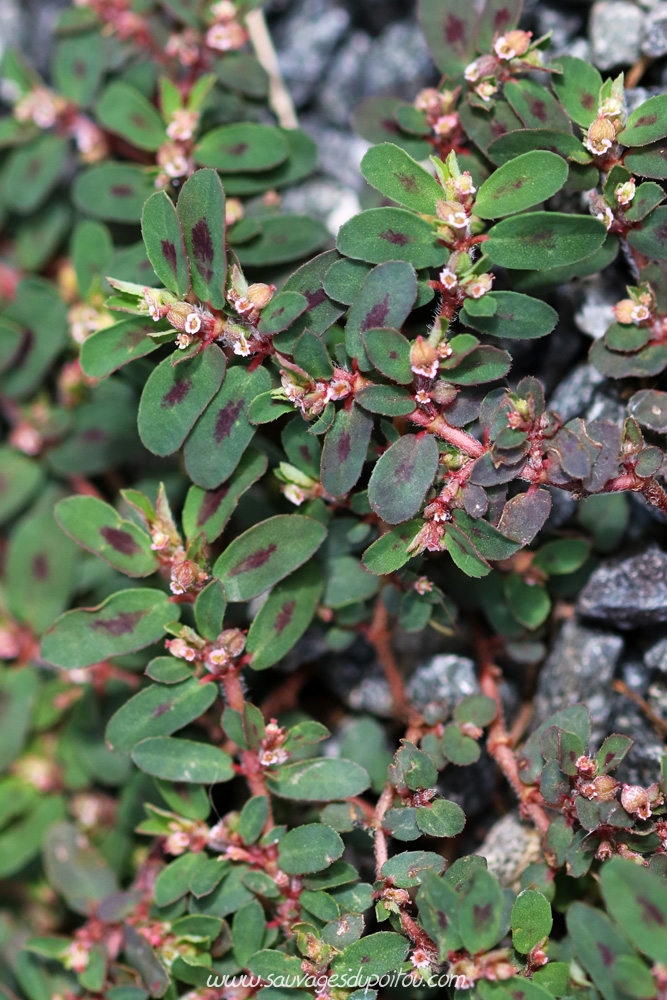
81;429;107;443
361;294;390;331
637;896;665;926
494;7;511;31
526;228;556;249
604;751;616;766
380;117;400;135
305;287;326;309
160;240;178;277
299;445;312;464
337;430;351;463
656;221;667;243
437;910;449;928
490;120;509;138
162;375;193;408
130;114;149;129
389;350;398;359
124;325;153;349
27;158;41;180
100;526;140;556
152;702;172;717
274;600;296;635
73;59;86;78
596;943;614;968
196;483;231;527
225;142;249;157
445;13;465;44
272;306;285;317
636;114;658;128
379;228;411;246
191;218;215;283
394;459;414;485
92;611;144;636
111;185;135;198
228;543;277;577
395;171;418;192
473;902;493;926
0;475;5;495
214;399;244;444
360;955;371;965
32;554;49;580
529;99;548;123
581;91;596;110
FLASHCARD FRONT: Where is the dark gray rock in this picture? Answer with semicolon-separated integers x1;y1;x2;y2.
281;177;360;234
274;0;351;108
406;654;478;722
574;277;618;341
300;117;370;190
318;30;373;126
363;20;435;97
645;636;667;673
642;3;667;56
608;693;665;786
534;619;624;740
535;5;585;55
578;545;667;628
589;1;643;68
440;750;497;820
548;363;625;425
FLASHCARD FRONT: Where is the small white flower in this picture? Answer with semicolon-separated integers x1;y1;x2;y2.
164;153;189;178
166;108;199;142
327;378;351;401
441;207;469;229
433;113;458;136
631;303;651;323
185;312;202;334
167;639;197;661
232;332;251;356
207;648;229;667
176;332;193;349
415;389;431;405
615;178;636;206
165;831;190;855
599;97;623;119
259;747;290;767
494;36;517;60
455;172;476;196
414;576;433;595
410;948;432;970
211;0;236;19
464;61;480;82
439;267;458;290
475;81;498;102
467;276;493;299
596;206;614;231
283;483;308;506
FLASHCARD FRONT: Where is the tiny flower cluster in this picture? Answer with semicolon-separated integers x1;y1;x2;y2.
464;30;542;104
166;625;246;676
583;80;625;157
414;87;460;142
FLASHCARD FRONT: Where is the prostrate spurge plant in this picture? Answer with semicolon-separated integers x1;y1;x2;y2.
1;0;667;998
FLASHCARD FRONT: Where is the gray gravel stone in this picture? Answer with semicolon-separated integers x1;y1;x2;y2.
534;619;624;740
645;636;667;673
318;30;373;126
474;812;543;890
406;653;478;720
535;6;585;55
548;363;625;425
281;177;360;234
574;277;618;341
608;694;665;785
589;1;643;69
578;545;667;628
300;117;370;190
363;20;435;97
274;0;351;108
642;2;667;55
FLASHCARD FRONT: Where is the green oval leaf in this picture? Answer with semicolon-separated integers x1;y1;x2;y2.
552;55;602;128
321;405;373;497
627;206;667;261
475;151;568;220
462;291;558;339
246;562;323;670
182;448;267;543
55;495;158;577
459;868;504;952
236;215;329;268
80;318;164;378
141;191;190;297
346;260;418;368
278;823;344;875
132;737;234;784
138;345;227;457
337;207;449;268
1;134;68;214
511;889;554;954
96;81;167;151
600;858;667;964
184;365;270;489
362;328;413;384
267;758;370;800
73;164;155;222
368;434;439;524
332;932;409;981
41;589;177;669
195;123;288;172
106;679;218;754
619;94;667;147
177;168;227;308
361;143;443;213
213;515;327;602
486;213;607;269
362;519;422;575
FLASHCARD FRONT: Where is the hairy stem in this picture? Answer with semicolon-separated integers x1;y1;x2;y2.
409;408;485;458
